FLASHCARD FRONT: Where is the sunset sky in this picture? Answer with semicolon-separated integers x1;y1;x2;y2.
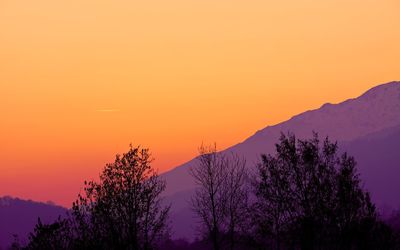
1;0;399;207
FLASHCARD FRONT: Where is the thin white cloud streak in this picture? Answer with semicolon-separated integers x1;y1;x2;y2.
95;109;120;112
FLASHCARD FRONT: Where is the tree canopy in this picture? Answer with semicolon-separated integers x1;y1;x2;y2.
22;145;170;250
252;133;395;249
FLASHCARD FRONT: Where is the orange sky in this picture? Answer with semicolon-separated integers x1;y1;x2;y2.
1;0;399;207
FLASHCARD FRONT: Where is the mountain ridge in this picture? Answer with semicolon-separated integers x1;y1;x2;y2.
162;81;400;240
163;81;400;196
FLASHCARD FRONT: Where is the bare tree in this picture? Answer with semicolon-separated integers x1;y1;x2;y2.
190;144;226;250
223;153;249;250
190;144;249;250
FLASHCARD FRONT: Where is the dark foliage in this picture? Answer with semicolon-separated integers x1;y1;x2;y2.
71;145;170;250
252;133;398;249
12;135;400;250
15;145;170;250
24;217;73;250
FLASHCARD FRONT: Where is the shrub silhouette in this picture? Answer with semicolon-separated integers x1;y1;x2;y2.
24;217;73;250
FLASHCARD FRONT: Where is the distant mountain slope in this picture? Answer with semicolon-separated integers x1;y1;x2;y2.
231;81;400;159
0;196;67;249
162;81;400;240
343;124;400;210
163;81;400;196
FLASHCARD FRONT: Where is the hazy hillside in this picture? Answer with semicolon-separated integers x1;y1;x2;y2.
343;124;400;210
0;196;67;249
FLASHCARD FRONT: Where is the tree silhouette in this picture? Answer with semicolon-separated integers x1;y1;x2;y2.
253;133;394;249
72;145;170;250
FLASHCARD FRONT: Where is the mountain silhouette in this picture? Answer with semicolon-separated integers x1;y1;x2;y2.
162;81;400;240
